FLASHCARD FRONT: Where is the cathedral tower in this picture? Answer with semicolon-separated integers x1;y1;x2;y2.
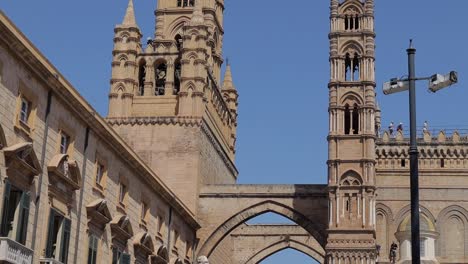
326;0;378;262
107;0;238;213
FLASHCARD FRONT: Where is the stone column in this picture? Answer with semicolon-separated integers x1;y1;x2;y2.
165;62;175;95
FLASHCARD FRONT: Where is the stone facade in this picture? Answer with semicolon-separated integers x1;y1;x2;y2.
0;0;468;263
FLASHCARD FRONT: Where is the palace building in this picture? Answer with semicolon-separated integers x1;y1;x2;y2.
0;0;467;263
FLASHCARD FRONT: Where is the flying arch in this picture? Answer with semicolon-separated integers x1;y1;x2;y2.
197;200;326;257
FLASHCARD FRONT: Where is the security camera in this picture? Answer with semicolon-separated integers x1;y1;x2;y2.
383;78;409;95
428;71;458;93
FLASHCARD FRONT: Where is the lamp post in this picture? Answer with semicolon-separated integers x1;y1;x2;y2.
383;40;458;264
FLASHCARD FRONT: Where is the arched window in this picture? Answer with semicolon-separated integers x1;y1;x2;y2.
155;63;167;96
344;104;351;135
174;61;182;95
345;53;351;81
138;60;146;96
352;103;359;134
353;52;360;81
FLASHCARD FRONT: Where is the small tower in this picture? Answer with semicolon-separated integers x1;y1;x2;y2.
326;0;378;262
108;0;142;118
107;0;238;213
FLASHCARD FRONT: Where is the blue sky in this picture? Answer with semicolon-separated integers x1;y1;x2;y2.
2;0;467;263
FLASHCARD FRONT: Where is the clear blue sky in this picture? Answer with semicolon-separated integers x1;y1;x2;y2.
2;0;467;263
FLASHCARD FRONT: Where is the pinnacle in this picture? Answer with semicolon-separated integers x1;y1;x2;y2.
122;0;137;26
222;64;235;91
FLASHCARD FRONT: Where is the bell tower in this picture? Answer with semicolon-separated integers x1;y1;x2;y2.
106;0;238;214
326;0;378;263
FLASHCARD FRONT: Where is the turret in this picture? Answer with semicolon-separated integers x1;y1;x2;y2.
108;0;142;118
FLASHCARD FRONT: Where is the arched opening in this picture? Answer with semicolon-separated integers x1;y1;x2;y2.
353;52;360;81
344;104;351;135
345;53;351;81
352;103;359;134
258;248;319;264
138;59;146;96
247;212;295;225
174;60;182;95
155;62;167;96
198;201;326;259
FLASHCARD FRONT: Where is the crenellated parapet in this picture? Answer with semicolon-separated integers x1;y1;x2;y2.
376;130;468;170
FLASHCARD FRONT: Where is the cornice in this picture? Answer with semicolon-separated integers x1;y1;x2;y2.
106;116;203;127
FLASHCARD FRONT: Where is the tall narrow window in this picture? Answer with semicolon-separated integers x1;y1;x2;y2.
353;53;360;81
355;16;359;30
344;104;351;135
138;61;146;96
95;162;105;187
45;209;71;263
0;182;30;245
174;62;181;95
352;104;359;134
183;0;188;7
344;16;349;30
112;247;131;264
155;63;167;96
20;97;31;124
175;35;183;50
349;16;354;30
177;0;182;7
189;0;195;7
141;201;148;224
87;234;99;264
60;131;70;154
345;53;351;81
119;182;127;204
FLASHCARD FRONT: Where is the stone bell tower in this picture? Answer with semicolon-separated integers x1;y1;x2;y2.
107;0;238;214
326;0;378;262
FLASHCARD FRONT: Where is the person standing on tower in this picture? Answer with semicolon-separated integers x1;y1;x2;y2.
397;122;403;133
389;121;394;136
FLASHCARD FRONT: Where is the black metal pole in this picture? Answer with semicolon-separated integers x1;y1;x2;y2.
407;40;421;264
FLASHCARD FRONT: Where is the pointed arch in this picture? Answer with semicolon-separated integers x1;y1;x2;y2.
394;204;436;227
198;200;326;258
339;170;362;186
340;91;363;106
436;205;468;257
168;17;191;39
376;203;394;258
245;239;325;264
340;40;364;56
338;0;364;15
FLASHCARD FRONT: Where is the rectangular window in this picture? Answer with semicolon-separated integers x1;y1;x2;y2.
60;132;70;154
95;162;105;186
141;202;148;222
45;209;71;263
87;234;99;264
112;247;131;264
119;183;126;204
0;182;30;245
20;97;30;123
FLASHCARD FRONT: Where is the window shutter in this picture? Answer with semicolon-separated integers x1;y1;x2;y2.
0;181;11;236
16;191;30;244
59;218;71;264
45;210;56;258
121;253;131;264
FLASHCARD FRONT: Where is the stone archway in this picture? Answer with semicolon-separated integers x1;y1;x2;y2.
245;239;324;264
198;200;326;258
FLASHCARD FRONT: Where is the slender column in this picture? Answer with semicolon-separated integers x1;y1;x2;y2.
165;63;175;95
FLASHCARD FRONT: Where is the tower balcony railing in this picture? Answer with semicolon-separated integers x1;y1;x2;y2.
377;127;468;143
0;237;34;264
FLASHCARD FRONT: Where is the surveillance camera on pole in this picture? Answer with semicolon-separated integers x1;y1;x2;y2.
428;71;458;93
383;78;409;95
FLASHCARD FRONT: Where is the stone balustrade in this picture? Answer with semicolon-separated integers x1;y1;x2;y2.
0;237;33;264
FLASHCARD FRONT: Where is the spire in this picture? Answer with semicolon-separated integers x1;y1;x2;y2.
122;0;137;26
190;2;205;25
222;62;235;91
